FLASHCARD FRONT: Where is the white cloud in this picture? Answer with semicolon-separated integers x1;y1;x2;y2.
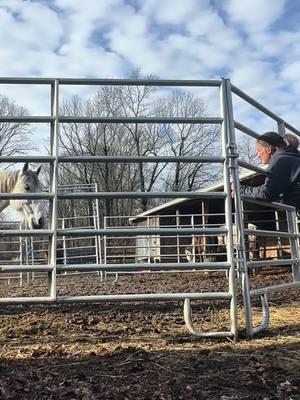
230;61;288;114
187;8;242;52
139;0;208;25
0;0;298;141
281;61;300;81
224;0;286;32
0;1;63;51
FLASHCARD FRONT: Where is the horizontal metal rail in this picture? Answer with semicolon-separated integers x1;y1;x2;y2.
58;236;97;241
0;193;53;200
244;228;296;239
0;77;221;87
59;116;222;124
57;262;231;272
57;227;228;237
65;255;96;260
62;245;96;251
59;292;232;302
70;116;222;125
0;191;226;201
0;291;231;305
0;116;223;124
0;77;54;84
59;183;96;188
0;156;55;163
57;191;227;200
0;229;53;237
105;234;197;240
0;297;54;304
0;227;226;237
0;116;54;123
238;160;267;174
242;196;296;211
250;282;300;296
234;121;260;139
0;249;20;254
58;156;225;163
0;265;53;272
59;78;222;87
108;212;227;219
247;259;297;268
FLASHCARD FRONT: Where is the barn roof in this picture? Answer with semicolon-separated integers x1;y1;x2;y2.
131;166;267;221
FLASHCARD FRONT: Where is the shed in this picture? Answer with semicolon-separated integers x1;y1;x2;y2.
131;169;291;263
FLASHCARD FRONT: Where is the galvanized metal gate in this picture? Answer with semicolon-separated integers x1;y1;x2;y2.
0;77;299;340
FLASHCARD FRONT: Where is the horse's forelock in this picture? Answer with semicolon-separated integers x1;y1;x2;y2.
20;168;42;191
8;168;41;194
32;172;42;191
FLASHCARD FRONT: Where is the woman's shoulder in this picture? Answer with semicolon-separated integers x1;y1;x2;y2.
270;150;300;168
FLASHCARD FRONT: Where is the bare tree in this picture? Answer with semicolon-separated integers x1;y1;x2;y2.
58;89;142;221
236;134;259;166
0;95;33;156
118;72;168;212
58;77;223;220
157;90;221;191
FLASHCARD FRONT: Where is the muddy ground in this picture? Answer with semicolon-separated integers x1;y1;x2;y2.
0;269;299;400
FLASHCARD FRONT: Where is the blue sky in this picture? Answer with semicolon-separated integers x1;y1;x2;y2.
1;0;299;221
0;0;299;129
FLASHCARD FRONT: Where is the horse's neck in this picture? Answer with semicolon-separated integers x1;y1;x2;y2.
0;171;19;193
0;171;19;213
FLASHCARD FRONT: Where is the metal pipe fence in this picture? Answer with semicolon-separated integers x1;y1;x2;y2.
0;77;299;339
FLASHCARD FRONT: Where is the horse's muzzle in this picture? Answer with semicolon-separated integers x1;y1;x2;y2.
32;217;46;229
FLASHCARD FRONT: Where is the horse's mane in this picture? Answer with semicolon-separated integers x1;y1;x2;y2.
0;171;19;193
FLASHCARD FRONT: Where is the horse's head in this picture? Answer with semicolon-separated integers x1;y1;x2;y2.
11;163;47;229
15;162;42;194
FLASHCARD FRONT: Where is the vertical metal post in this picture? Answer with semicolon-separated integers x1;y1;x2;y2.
277;121;286;136
147;216;151;263
277;121;288;263
201;201;209;261
103;216;107;279
94;183;103;279
62;218;67;271
48;79;59;299
220;79;239;339
274;210;283;258
25;236;30;284
92;200;99;271
19;223;23;287
224;78;255;336
176;209;180;263
287;209;300;281
30;236;35;282
191;214;196;263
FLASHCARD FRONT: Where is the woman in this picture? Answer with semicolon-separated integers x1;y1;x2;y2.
236;131;300;211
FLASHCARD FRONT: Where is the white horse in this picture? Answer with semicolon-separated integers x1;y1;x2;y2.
0;163;47;229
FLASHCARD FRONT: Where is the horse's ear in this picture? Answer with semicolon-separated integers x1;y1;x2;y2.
36;166;42;176
22;162;29;175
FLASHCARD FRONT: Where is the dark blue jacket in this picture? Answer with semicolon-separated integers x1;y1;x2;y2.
240;148;300;210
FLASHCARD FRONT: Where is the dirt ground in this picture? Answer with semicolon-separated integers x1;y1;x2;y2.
0;270;299;400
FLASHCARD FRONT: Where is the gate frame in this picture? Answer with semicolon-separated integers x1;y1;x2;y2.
0;77;299;339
